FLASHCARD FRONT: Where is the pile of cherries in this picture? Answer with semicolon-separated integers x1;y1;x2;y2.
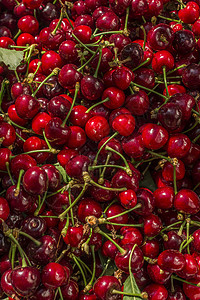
0;0;200;299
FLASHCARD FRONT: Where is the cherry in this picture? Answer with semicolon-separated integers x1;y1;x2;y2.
58;64;83;89
90;179;115;202
109;33;131;52
143;213;162;237
153;187;174;209
39;2;59;23
0;148;12;171
46;190;72;214
157;103;183;133
23;166;48;195
162;159;185;182
178;1;199;24
81;75;104;101
1;269;16;297
143;283;168;300
64;225;84;248
44;117;71;146
173;30;196;55
21;216;47;238
26;235;57;266
105;203;129;230
0;255;11;275
11;266;40;297
118;189;137;209
147;263;171;285
168;286;186;300
147;23;174;51
69;105;91;127
166;133;191;159
125;90;149;115
41;51;63;75
120;43;144;69
73;25;92;44
85;116;110;142
102;239;119;259
65;154;90;178
11;82;31;100
29;285;55;300
174;189;200;215
96;12;119;31
115;244;144;273
152;50;174;73
77;198;102;223
122;133;145;159
177;254;199;279
23;0;43;9
93;275;121;300
0;196;9;222
42;262;67;289
15;94;40;120
111;114;135;136
131;0;148;18
140;123;169;150
169;93;195;121
134;67;155;89
60;279;79;300
157;249;186;273
0;36;15;48
0;25;12;38
120;227;143;247
17;15;39;35
141;239;160;259
74;14;94;28
6;185;35;213
182;63;200;90
183;279;200;300
111;169;139;192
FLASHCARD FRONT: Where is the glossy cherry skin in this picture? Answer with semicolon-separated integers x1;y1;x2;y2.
58;64;83;89
69;105;91;127
166;133;191;159
168;286;186;300
143;284;168;300
105;203;129;231
169;93;195;121
98;136;122;161
102;87;125;110
111;114;135;137
85;116;110;142
141;239;160;259
81;75;104;101
77;198;102;223
102;239;119;260
153;187;174;209
0;122;16;147
143;214;162;237
157;249;186;273
152;50;174;73
1;269;17;297
125;90;149;115
120;227;143;247
93;276;121;300
90;179;115;202
57;148;78;167
21;216;47;238
183;279;200;300
134;67;155;89
178;1;199;24
44;117;71;146
32;112;51;135
41;164;61;192
147;24;174;51
177;254;199;279
122;133;145;159
173;30;196;55
46;190;72;214
42;262;67;289
29;285;55;300
163;230;184;251
64;225;84;248
47;96;71;120
120;43;144;69
147;263;171;284
67;125;86;149
11;266;40;297
15;94;40;120
26;235;57;266
174;189;200;215
140;123;168;150
134;188;155;216
158;103;183;133
65;155;90;178
6;185;34;213
118;189;137;209
96;11;119;31
60;279;79;300
162;159;185;182
23;166;48;195
0;255;11;275
8;104;27;126
115;244;144;273
111;170;139;192
17;15;39;35
0;148;12;171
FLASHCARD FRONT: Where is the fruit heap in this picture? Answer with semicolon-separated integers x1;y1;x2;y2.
0;0;200;299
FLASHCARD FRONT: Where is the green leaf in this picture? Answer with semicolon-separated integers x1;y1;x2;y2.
123;273;141;300
55;164;67;183
139;170;157;192
0;47;24;70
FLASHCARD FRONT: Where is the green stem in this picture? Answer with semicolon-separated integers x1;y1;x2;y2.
186;220;190;254
93;132;118;166
63;9;74;29
94;30;123;37
89;164;126;172
32;69;59;97
0;79;8;112
167;64;187;75
85;97;109;113
131;82;168;100
19;231;41;246
193;133;200;143
95;228;125;255
179;237;193;253
105;146;131;174
14;29;22;40
112;290;144;298
59;183;87;220
58;287;64;300
15;169;24;195
124;6;129;34
94;46;103;78
34;190;47;216
173;164;177;195
11;243;17;269
160;221;183;233
146;150;170;162
51;8;64;35
171;275;199;287
193;182;200;191
6;232;28;267
132;58;150;72
75;256;93;276
68;188;74;226
72;254;87;286
77;47;99;72
183;120;199;134
72;33;95;54
140;25;147;51
157;15;182;23
43;130;53;151
62;82;79;127
99;258;111;277
162;66;169;98
104;221;143;227
61;213;69;237
5;162;14;185
84;245;96;292
90;179;127;192
99;152;112;181
106;203;142;221
14;70;20;82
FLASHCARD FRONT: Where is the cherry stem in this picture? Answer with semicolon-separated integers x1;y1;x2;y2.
72;254;87;286
193;182;200;191
104;221;143;227
34;190;47;216
84;245;96;292
94;30;124;37
15;131;26;142
183;120;199;134
167;64;187;75
160;221;183;233
5;162;14;185
72;33;95;55
62;82;79;127
103;199;118;215
51;7;64;35
112;290;145;298
0;79;8;113
177;219;186;236
132;58;150;72
105;146;132;175
146;150;170;162
89;164;126;172
32;68;59;97
99;152;112;182
61;213;69;237
90;179;127;192
18;231;41;247
131;82;168;100
93;132;119;166
186;220;190;254
171;275;199;287
63;6;74;29
94;46;103;78
162;66;169;98
85;97;109;113
129;244;139;295
15;169;24;196
179;236;193;253
95;227;126;255
124;6;129;34
140;25;147;51
75;255;93;276
157;15;182;23
77;47;99;72
11;242;17;269
68;188;74;226
13;29;22;40
99;258;111;277
59;182;88;220
192;132;200;143
42;129;53;151
57;287;64;300
106;203;142;221
173;164;178;195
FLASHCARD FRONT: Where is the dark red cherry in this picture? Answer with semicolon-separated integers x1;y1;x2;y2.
173;30;196;55
140;123;169;150
77;198;102;223
118;189;137;209
134;188;155;216
60;279;79;300
102;239;119;260
23;166;48;195
21;216;47;239
44;117;71;146
174;189;200;215
147;263;171;285
29;285;55;300
65;155;90;179
96;12;119;31
147;23;174;51
125;90;149;115
81;75;104;101
122;133;145;159
111;170;139;192
105;203;129;231
6;185;34;213
162;159;185;182
93;276;121;300
1;269;17;297
58;64;83;89
64;225;84;248
11;266;40;297
41;164;61;192
163;231;184;251
183;278;200;300
166;133;191;158
120;227;143;247
85;116;110;142
111;114;135;136
120;43;144;69
41;50;63;75
0;148;12;171
42;262;67;289
17;15;39;35
143;284;168;300
141;239;160;259
158;103;183;133
153;187;174;209
69;105;91;127
177;254;199;279
157;249;186;273
15;94;40;120
90;179;115;202
0;122;16;147
143;214;162;237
